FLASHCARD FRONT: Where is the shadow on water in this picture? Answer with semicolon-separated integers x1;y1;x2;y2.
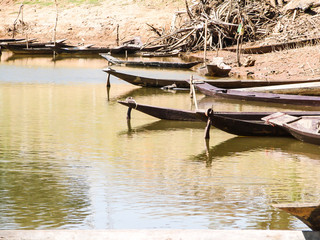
106;85;189;102
119;119;206;136
191;136;320;167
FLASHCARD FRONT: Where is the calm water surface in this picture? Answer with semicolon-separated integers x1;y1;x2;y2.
1;52;320;230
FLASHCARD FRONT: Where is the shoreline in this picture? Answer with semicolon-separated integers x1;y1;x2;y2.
1;1;320;81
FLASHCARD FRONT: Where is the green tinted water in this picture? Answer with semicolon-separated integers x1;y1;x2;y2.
0;52;320;230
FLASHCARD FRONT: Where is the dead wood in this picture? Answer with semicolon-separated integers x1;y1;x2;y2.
143;0;320;53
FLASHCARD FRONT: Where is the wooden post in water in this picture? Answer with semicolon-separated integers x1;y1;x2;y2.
204;116;211;139
204;108;213;139
106;73;111;88
127;107;132;120
106;84;110;101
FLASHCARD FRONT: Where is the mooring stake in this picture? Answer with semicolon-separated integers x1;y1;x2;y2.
127;107;132;120
106;73;111;88
204;117;211;139
204;108;213;139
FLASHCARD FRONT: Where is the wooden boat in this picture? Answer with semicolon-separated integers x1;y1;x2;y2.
100;54;201;69
2;39;72;55
5;47;56;54
263;112;320;145
109;44;142;55
0;38;25;43
194;81;320;106
1;39;69;49
273;202;320;231
57;46;110;55
104;68;320;89
235;81;320;96
141;49;181;57
118;99;203;122
118;99;320;136
198;63;231;77
198;57;232;77
103;67;191;88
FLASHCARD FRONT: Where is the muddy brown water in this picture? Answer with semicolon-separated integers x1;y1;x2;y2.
1;51;320;230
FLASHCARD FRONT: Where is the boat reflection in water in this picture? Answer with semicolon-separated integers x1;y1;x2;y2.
191;136;320;167
120;119;206;136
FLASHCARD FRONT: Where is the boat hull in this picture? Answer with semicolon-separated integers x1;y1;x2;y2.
209;114;289;136
100;54;201;69
104;68;190;88
118;100;203;121
105;68;320;89
195;82;320;106
118;100;320;136
274;203;320;231
286;125;320;145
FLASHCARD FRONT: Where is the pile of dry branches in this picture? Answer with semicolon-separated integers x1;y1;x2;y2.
142;0;320;52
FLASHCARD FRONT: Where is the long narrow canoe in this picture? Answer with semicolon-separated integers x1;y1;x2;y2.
100;54;201;69
118;99;203;122
104;68;191;88
2;39;72;55
6;47;56;54
1;39;69;49
235;81;320;96
104;68;320;89
274;203;320;231
118;99;320;136
0;38;25;43
58;46;110;55
194;81;320;106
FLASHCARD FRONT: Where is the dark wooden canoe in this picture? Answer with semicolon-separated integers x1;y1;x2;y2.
207;110;320;137
118;99;320;136
0;38;25;43
118;99;203;122
1;39;69;49
100;54;201;69
273;203;320;231
263;113;320;145
2;39;72;55
194;81;320;106
104;68;320;89
6;47;56;54
58;46;110;55
104;68;191;88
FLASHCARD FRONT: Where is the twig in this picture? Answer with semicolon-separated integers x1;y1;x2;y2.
13;4;24;38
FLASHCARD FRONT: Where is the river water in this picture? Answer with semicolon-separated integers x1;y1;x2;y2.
0;52;320;230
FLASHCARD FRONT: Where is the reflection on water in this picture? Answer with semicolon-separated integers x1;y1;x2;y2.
1;55;320;230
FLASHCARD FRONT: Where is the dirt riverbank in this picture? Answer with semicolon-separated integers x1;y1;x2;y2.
1;0;320;82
